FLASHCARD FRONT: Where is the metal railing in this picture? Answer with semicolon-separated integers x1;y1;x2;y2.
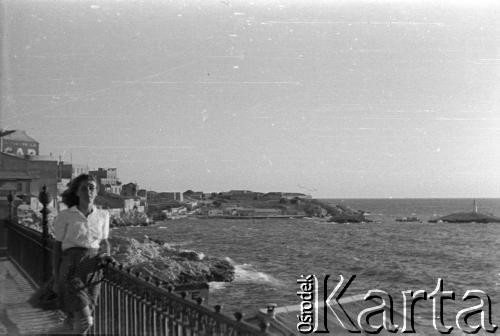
93;264;270;335
6;220;53;286
5;220;270;335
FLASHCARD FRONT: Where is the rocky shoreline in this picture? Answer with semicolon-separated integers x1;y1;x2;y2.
108;234;235;285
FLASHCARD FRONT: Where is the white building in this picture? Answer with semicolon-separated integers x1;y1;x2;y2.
72;164;89;178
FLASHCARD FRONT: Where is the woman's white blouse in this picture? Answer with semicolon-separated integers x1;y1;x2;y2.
53;206;110;251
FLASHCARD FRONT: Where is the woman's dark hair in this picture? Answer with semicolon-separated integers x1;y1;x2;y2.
61;174;97;207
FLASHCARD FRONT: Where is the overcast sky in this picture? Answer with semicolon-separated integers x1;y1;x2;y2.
1;0;499;197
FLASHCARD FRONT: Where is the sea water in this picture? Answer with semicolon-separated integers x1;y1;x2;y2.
114;198;500;324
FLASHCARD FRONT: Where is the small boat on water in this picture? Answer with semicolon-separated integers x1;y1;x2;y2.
395;216;421;223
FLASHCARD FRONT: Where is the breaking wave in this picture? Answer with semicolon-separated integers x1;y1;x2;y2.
225;257;282;286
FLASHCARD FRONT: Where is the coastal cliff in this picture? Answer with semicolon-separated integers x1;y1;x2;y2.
108;235;235;285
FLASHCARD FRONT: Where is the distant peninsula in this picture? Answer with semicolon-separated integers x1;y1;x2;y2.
92;189;372;224
198;193;371;223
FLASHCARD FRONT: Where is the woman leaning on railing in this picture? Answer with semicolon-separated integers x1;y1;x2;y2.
52;174;113;335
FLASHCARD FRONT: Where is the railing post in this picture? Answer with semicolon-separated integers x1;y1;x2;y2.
38;185;51;283
7;192;13;223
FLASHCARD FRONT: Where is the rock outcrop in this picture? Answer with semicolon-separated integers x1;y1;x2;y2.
428;212;500;223
298;199;371;222
108;235;234;285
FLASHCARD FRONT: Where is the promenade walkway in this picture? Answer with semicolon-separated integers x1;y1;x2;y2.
0;258;69;335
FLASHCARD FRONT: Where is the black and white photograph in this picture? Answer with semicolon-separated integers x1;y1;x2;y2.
1;0;499;334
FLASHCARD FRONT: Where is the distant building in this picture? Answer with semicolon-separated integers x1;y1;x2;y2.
0;153;33;201
254;208;282;216
147;192;184;209
94;193;125;210
124;198;142;212
89;168;107;180
27;156;59;199
89;168;121;194
235;208;282;217
0;132;58;254
121;183;138;197
0;130;39;157
89;168;118;182
183;191;203;200
223;206;245;215
58;162;73;180
0;152;58;208
106;208;122;217
221;190;261;200
162;206;187;218
208;209;223;217
72;164;89;178
137;189;147;199
160;192;183;202
106;168;117;179
58;162;89;180
229;190;252;195
235;208;255;217
184;200;198;211
101;177;120;186
203;192;216;199
147;191;183;204
107;185;122;195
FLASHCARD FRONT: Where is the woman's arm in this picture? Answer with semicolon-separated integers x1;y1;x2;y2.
100;210;111;256
100;238;110;255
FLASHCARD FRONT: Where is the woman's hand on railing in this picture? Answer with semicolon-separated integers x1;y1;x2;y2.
97;253;115;267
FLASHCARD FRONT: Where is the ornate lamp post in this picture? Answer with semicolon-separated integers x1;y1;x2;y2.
38;185;52;282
